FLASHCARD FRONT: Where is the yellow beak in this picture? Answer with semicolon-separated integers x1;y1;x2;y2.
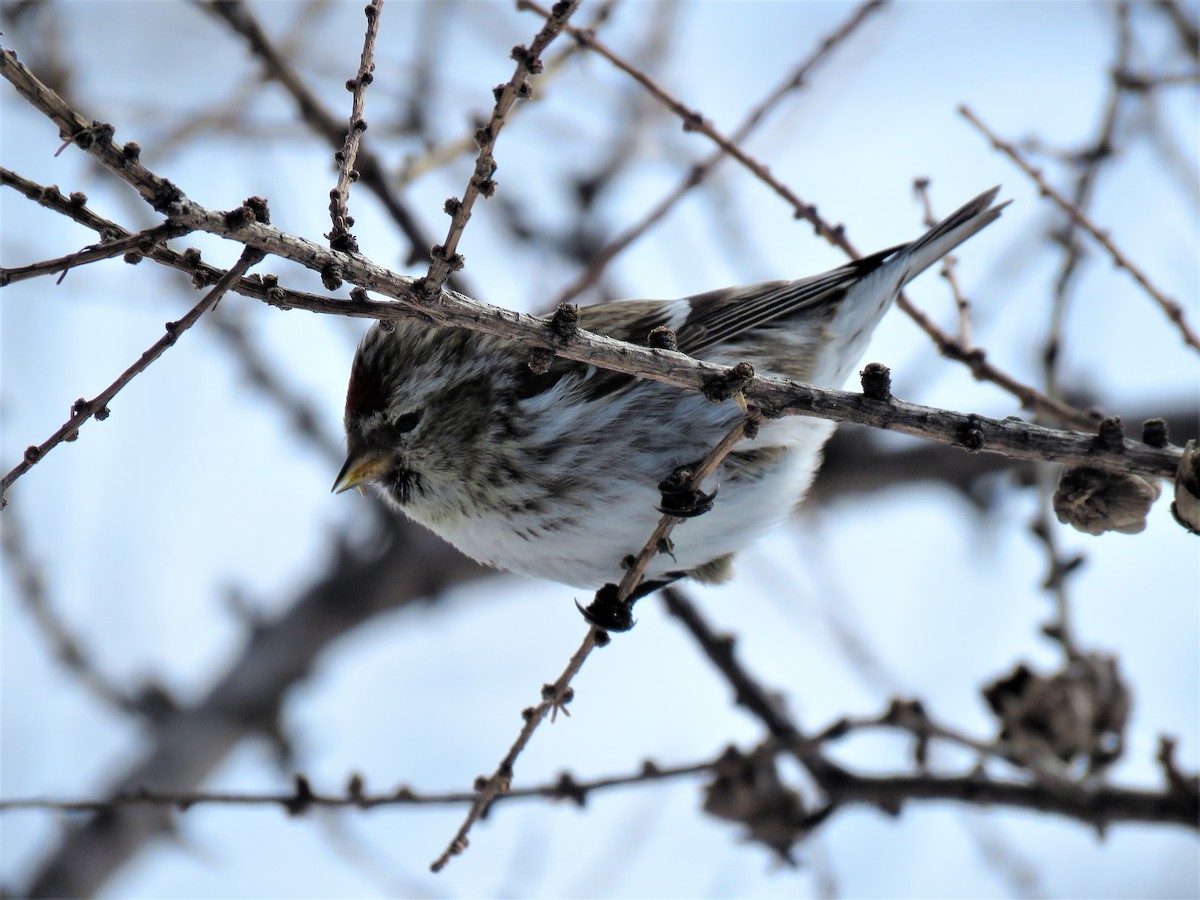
332;450;390;495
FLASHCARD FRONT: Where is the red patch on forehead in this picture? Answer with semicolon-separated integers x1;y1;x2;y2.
345;352;388;418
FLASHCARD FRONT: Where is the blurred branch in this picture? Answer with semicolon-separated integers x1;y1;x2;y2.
1;506;164;719
19;521;487;898
1045;2;1132;399
961;103;1200;353
1154;0;1200;61
392;0;620;189
517;0;842;245
661;587;846;782
207;310;347;462
913;178;976;346
549;0;888;305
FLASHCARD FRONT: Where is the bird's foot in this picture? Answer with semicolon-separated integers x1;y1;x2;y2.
657;465;717;517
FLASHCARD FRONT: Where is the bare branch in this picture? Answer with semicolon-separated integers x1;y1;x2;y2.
1;41;1102;453
8;169;1147;493
7;725;1194;835
420;0;581;296
1;243;265;503
126;205;1190;482
961;103;1200;353
198;0;459;275
428;623;603;872
0;221;189;286
0;759;714;814
662;588;1198;833
325;0;384;254
1153;0;1200;62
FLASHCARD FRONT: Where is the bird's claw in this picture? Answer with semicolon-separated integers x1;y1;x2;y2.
657;465;718;517
577;585;636;632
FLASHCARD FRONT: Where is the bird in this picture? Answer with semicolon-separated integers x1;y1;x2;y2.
334;187;1007;604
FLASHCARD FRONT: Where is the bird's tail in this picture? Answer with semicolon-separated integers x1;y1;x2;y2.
899;185;1009;285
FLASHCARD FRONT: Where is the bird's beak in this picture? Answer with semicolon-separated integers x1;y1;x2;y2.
332;450;389;495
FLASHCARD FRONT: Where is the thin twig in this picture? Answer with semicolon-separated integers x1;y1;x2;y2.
425;1;592;873
198;0;460;275
0;246;265;502
431;403;764;873
615;409;764;604
961;103;1200;352
326;0;383;254
913;178;974;346
429;624;603;872
0;759;714;814
420;0;581;296
0;221;189;286
7;719;1195;835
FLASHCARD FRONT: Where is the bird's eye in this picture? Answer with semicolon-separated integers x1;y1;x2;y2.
393;410;422;433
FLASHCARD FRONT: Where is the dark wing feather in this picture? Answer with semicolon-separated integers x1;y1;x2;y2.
674;247;895;357
512;250;892;402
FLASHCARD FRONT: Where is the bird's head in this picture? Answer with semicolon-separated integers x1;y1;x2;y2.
333;321;506;516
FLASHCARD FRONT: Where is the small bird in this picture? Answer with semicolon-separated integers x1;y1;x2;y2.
335;187;1006;596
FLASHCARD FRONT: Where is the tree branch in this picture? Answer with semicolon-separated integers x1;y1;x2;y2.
961;103;1200;352
1;244;265;502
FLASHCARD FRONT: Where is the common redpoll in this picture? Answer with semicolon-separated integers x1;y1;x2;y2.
335;188;1006;599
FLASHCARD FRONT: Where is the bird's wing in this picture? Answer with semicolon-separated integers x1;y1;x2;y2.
670;250;895;357
513;255;894;403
